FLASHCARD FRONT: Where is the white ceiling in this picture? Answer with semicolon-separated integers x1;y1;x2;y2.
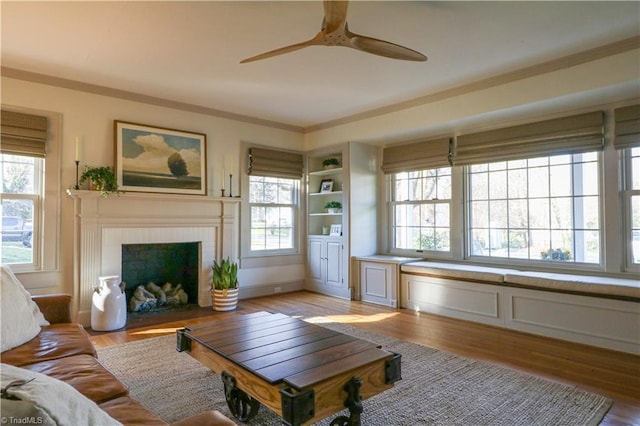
2;1;639;131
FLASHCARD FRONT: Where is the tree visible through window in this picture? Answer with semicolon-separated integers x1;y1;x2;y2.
391;167;452;252
1;154;41;265
468;153;600;263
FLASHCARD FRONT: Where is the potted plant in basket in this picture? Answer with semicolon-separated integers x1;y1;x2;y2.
325;201;342;214
79;165;119;197
211;258;239;311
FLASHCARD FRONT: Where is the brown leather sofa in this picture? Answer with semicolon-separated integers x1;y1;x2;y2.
2;294;236;426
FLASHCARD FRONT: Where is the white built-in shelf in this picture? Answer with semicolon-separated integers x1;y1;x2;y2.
308;167;343;176
309;191;343;196
309;212;343;216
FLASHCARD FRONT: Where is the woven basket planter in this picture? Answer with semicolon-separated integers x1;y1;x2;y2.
211;288;238;311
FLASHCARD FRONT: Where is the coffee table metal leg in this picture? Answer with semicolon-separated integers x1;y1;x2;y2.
329;377;363;426
221;371;260;422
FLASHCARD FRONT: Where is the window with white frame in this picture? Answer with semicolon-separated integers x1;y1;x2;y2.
624;147;640;266
467;152;600;263
391;167;452;252
1;153;43;266
248;175;298;252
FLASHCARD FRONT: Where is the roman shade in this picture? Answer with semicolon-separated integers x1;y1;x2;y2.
248;147;304;179
454;111;604;166
1;110;48;158
614;104;640;150
381;137;452;174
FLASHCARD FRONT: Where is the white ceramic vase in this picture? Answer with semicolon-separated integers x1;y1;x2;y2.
91;275;127;331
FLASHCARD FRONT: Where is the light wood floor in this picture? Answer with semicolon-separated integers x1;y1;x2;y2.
90;291;640;426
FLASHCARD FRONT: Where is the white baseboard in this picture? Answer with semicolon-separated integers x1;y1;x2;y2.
239;280;304;299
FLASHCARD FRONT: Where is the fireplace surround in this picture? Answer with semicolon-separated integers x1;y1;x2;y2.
68;189;240;326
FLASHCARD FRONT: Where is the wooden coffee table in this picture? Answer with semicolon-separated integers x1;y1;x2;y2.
177;311;401;426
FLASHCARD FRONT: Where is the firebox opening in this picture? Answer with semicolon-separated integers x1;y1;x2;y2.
122;242;200;313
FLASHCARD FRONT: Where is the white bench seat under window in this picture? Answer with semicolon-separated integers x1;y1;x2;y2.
503;271;639;300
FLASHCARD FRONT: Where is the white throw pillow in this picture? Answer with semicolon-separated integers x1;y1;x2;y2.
1;264;50;352
1;363;122;426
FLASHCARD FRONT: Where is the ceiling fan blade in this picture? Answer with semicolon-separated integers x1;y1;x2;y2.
323;0;348;33
349;33;427;62
241;0;427;63
240;33;324;64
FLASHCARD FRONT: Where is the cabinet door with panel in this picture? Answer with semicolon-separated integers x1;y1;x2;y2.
307;237;324;287
325;239;343;287
306;236;344;293
360;261;394;307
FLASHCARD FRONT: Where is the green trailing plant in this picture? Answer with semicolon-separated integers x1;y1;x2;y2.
322;158;340;168
324;201;342;210
79;166;119;196
211;258;239;291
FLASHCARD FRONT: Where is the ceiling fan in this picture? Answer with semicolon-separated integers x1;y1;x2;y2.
240;0;427;63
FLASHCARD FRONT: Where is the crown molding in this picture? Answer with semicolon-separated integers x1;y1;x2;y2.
0;66;305;134
3;36;638;135
304;36;640;133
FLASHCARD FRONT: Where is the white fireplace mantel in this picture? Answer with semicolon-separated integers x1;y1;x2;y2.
67;189;240;326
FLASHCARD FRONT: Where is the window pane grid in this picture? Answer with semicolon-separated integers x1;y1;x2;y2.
1;154;40;265
249;176;297;252
392;167;452;252
468;153;599;263
627;148;640;265
632;149;640;190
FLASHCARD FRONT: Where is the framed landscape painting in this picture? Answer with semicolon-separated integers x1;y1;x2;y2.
115;121;207;195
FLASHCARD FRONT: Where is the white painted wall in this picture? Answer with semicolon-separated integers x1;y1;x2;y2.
1;77;305;295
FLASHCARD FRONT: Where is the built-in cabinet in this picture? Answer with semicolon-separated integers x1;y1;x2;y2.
353;255;420;308
307;237;344;289
305;142;378;299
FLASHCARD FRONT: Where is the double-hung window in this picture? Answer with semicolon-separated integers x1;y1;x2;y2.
382;137;453;254
625;147;640;266
615;105;640;269
249;175;298;252
1;154;42;265
1;110;48;269
391;167;452;252
246;147;303;255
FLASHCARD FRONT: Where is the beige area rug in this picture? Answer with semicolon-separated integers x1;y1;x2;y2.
97;320;612;425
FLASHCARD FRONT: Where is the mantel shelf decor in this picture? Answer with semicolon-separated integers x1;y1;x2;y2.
79;165;120;197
